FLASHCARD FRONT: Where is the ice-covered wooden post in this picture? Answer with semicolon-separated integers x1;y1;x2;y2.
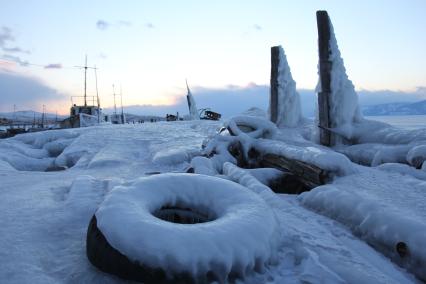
316;10;333;146
269;46;302;127
269;46;280;123
186;80;200;120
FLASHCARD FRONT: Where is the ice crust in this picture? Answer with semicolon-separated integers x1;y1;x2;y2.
0;119;424;283
299;167;426;280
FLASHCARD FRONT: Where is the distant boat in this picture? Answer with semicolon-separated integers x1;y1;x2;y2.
61;57;109;128
186;80;221;121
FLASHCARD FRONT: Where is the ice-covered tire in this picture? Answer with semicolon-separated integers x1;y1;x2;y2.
226;115;277;139
87;173;279;283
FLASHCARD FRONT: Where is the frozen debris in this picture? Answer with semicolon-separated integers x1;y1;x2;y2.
254;139;355;176
338;143;412;167
269;46;302;127
223;163;415;283
246;167;286;186
0;130;80;171
407;145;426;169
332;119;426;167
200;115;279;173
189;156;217;175
299;168;426;280
226;115;277;139
95;174;280;282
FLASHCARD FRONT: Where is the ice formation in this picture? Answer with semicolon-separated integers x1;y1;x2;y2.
0;119;422;283
316;19;363;143
186;81;200;120
269;46;302;127
299;168;426;280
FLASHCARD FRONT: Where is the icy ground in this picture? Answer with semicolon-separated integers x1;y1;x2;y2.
0;121;423;283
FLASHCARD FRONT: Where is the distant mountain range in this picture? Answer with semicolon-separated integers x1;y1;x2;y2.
0;110;165;124
362;100;426;116
0;111;67;123
2;100;425;123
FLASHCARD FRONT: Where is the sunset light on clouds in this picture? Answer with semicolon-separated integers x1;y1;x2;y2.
1;0;425;115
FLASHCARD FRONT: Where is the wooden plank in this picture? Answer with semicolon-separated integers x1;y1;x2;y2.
270;46;280;123
260;153;331;188
316;10;333;146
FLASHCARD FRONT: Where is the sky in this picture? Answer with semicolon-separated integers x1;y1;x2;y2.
0;0;425;115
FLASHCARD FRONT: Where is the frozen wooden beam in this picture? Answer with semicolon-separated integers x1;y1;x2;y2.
269;46;280;123
259;153;331;189
316;10;333;146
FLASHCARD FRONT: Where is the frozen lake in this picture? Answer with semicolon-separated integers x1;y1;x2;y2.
366;115;426;130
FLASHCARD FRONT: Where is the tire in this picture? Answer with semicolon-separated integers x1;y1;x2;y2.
87;215;194;284
87;173;278;283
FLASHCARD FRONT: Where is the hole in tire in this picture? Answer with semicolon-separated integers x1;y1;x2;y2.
153;205;215;224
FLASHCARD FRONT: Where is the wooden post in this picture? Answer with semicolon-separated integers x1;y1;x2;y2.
316;11;333;146
270;46;280;123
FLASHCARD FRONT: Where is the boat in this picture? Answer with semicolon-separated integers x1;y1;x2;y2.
60;57;109;128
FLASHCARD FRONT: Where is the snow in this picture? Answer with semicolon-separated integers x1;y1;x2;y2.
268;46;302;127
96;173;280;281
0;119;423;283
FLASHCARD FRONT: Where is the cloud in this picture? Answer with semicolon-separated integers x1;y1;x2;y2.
96;20;109;30
0;59;16;70
2;46;27;53
145;22;154;29
0;26;13;46
0;71;67;112
97;20;133;30
1;54;29;66
98;53;107;59
114;85;426;118
44;63;62;69
0;26;29;54
119;20;132;27
253;24;262;31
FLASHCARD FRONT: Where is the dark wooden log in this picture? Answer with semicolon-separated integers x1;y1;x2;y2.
316;10;333;146
270;46;280;124
228;141;247;168
259;153;331;189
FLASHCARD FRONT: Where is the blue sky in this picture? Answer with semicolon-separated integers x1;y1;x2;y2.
1;0;425;114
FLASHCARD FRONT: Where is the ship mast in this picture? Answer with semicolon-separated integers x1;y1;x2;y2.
74;56;97;107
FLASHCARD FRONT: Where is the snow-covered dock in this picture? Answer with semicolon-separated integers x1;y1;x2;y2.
0;121;424;283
